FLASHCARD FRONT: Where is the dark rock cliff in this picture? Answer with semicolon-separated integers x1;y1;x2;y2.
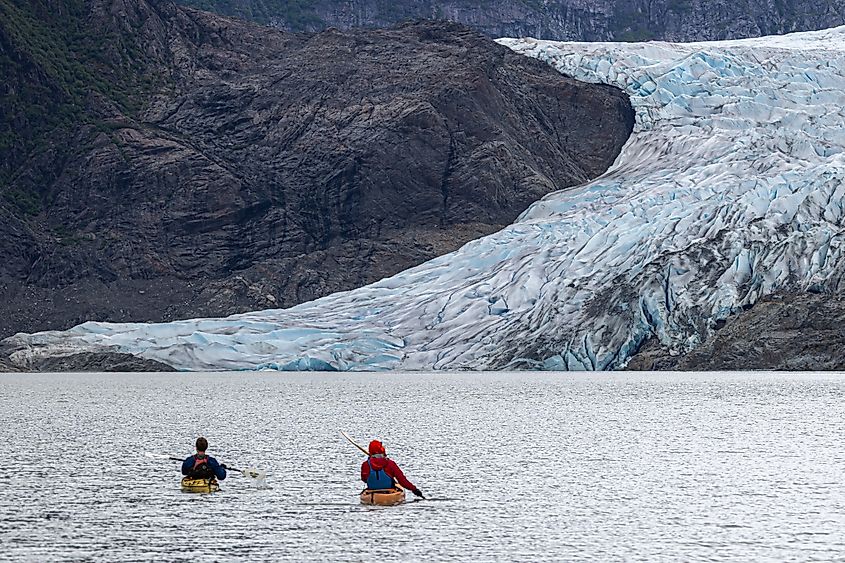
177;0;845;42
0;0;634;338
627;293;845;371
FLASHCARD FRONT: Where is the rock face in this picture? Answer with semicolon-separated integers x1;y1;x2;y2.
11;27;844;373
177;0;845;42
0;0;634;340
627;294;845;371
12;351;177;373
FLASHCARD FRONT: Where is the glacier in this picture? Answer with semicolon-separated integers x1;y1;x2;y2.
6;27;845;371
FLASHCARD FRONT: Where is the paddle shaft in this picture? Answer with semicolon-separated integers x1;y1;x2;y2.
169;456;244;473
341;431;370;456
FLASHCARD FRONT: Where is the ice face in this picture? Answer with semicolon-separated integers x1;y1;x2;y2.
7;27;845;371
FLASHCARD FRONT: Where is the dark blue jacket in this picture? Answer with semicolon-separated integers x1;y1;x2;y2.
182;454;227;480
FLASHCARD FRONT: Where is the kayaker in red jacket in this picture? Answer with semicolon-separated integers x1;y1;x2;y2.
361;439;424;498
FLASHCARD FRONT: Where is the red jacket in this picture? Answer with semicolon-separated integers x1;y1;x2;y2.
361;456;416;490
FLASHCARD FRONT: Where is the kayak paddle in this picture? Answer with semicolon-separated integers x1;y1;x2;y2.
145;452;266;482
169;457;267;482
340;431;370;456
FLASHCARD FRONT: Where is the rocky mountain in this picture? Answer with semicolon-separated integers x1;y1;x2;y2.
176;0;845;42
9;26;843;373
0;0;634;339
627;293;845;370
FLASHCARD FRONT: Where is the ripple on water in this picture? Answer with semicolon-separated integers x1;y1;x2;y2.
1;371;845;561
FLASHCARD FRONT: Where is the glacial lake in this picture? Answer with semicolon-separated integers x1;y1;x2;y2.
2;372;845;561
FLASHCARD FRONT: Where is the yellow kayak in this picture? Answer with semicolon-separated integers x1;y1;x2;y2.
360;486;405;506
180;476;219;493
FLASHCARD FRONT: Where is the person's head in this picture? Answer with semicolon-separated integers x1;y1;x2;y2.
368;440;386;457
196;437;208;453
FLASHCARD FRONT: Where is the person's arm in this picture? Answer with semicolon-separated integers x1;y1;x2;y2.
361;460;370;484
181;456;193;476
209;457;227;480
385;460;415;490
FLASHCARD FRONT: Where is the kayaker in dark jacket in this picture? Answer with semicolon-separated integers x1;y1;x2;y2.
361;440;423;498
182;437;227;480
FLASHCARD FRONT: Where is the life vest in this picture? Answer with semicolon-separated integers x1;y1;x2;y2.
190;454;213;479
366;458;395;490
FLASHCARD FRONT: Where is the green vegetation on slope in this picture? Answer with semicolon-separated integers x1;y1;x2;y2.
0;0;167;111
174;0;845;43
0;0;170;211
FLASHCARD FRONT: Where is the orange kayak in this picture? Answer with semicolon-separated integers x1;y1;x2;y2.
360;486;405;506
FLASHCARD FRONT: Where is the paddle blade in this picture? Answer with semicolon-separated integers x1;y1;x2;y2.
233;466;268;488
240;467;267;481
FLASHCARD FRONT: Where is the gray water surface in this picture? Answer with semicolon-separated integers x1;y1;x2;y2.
2;372;845;561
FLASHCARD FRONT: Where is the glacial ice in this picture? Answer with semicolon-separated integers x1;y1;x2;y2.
7;27;845;371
